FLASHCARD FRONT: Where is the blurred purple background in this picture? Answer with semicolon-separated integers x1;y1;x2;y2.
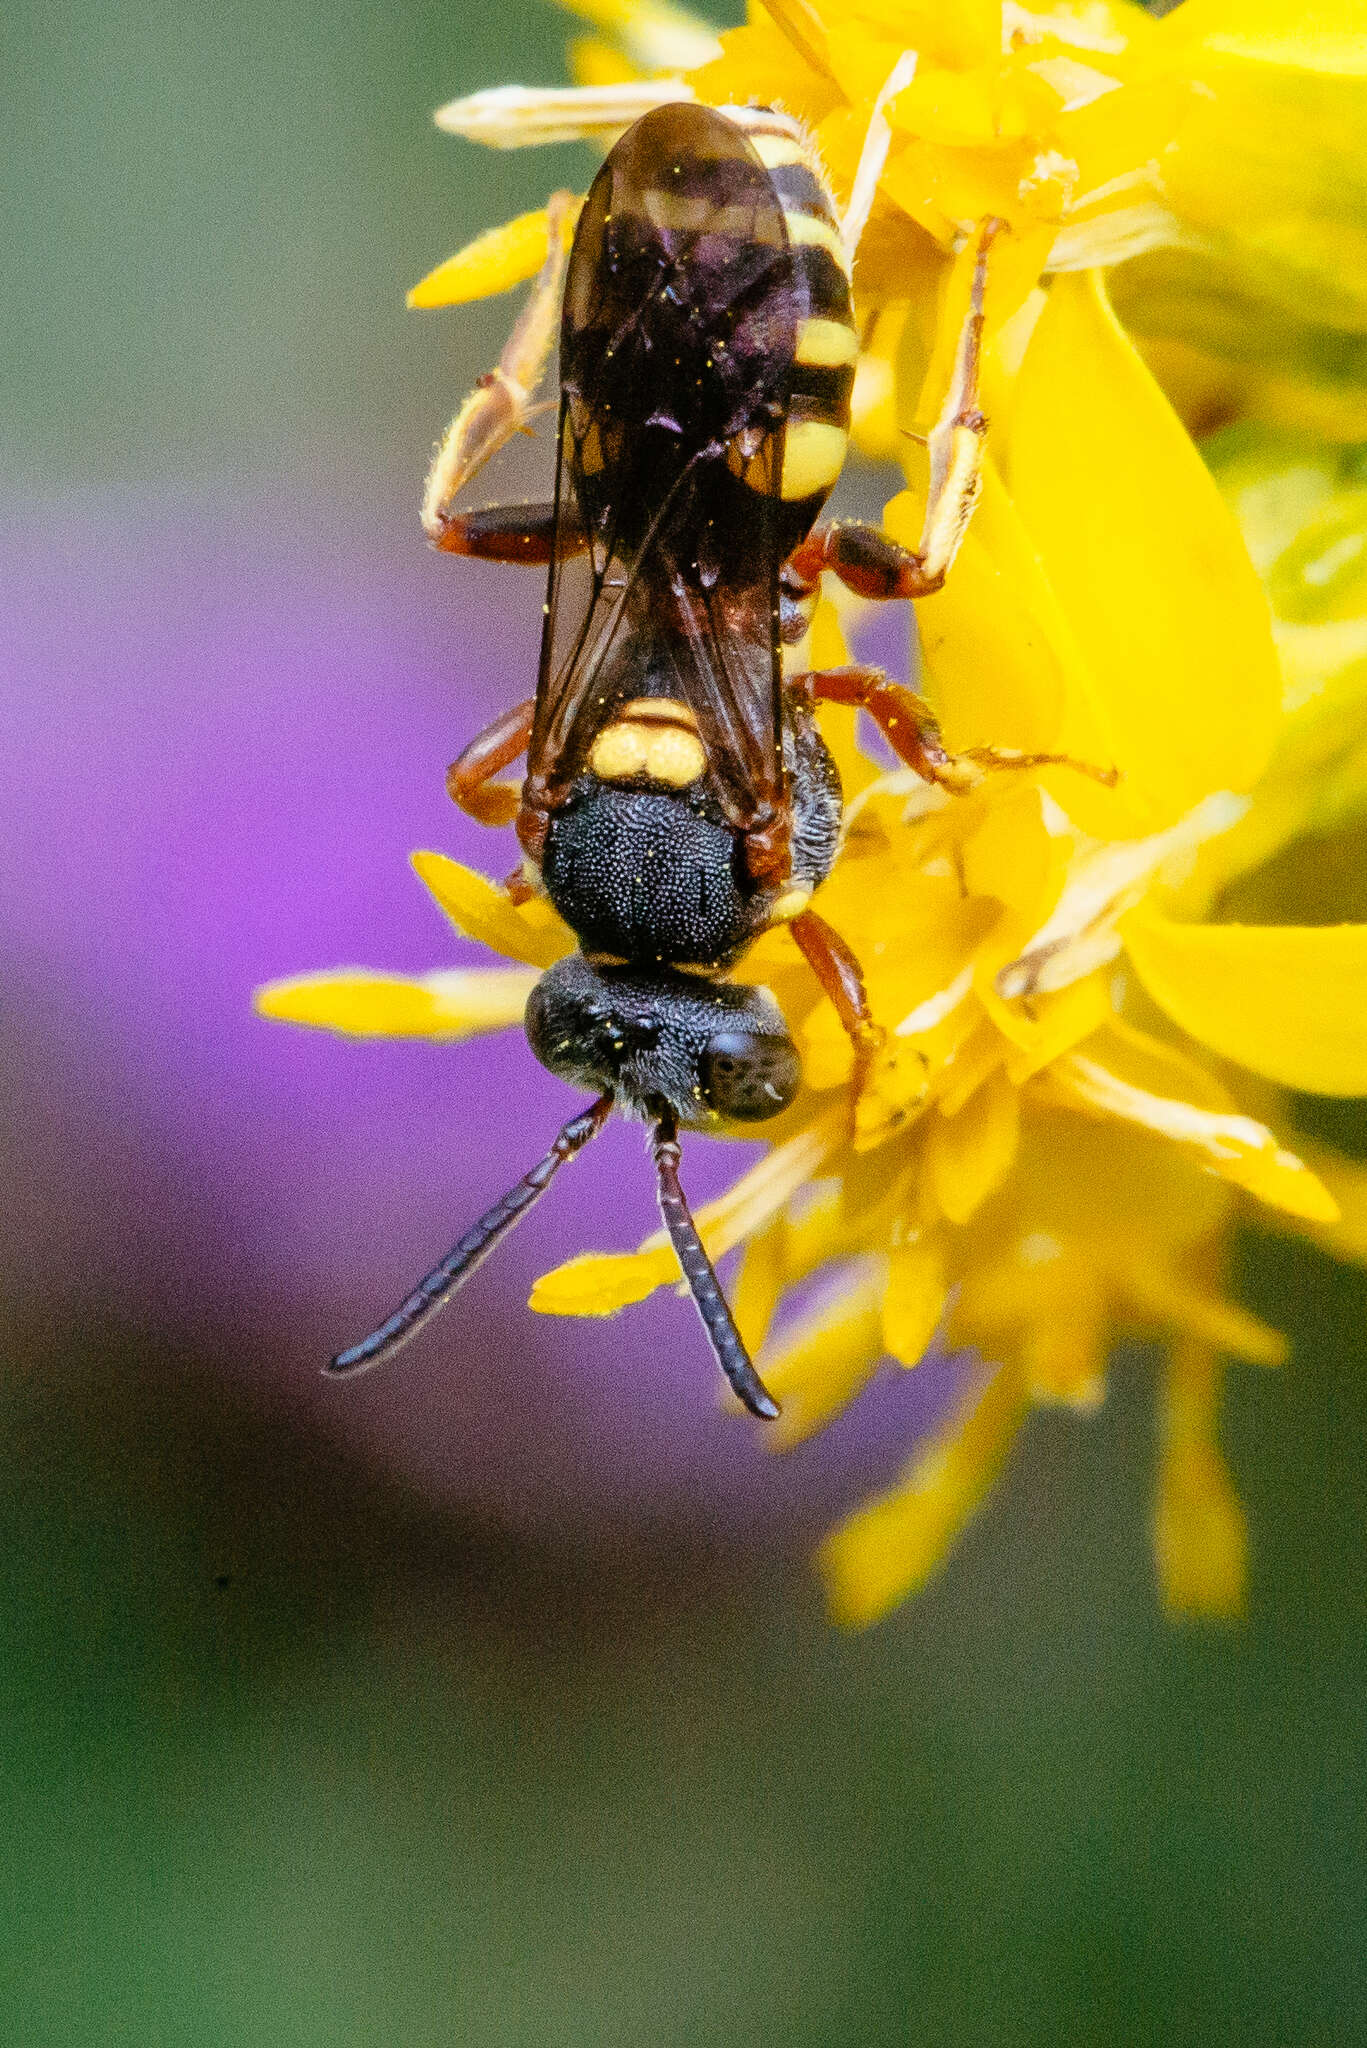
2;485;957;1548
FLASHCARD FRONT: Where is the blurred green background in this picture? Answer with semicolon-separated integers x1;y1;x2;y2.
5;2;1367;2042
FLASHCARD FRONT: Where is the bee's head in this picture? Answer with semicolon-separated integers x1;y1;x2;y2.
331;950;792;1420
525;954;800;1127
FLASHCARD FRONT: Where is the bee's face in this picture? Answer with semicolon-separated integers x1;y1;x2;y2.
524;954;800;1128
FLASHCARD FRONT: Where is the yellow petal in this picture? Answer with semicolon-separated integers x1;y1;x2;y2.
1153;1341;1247;1622
254;966;536;1041
933;1015;1005;1117
693;20;842;126
411;851;574;970
849;308;905;463
433;80;693;149
693;1109;846;1261
886;463;1070;758
1020;1272;1110;1411
530;1110;845;1315
837;0;998;77
800;863;989;1112
550;0;721;73
882;1233;948;1365
1156;1436;1249;1620
760;1269;886;1449
1285;1140;1367;1269
992;972;1115;1082
567;35;639;89
529;1245;679;1319
731;1220;785;1359
765;1162;913;1304
1010;271;1282;822
407;207;575;310
745;0;833;83
1120;1260;1287;1368
992;792;1248;1006
958;781;1068;923
820;1366;1027;1628
953;1231;1112;1409
1041;1043;1341;1224
1012;1102;1236;1253
1170;0;1367;75
1124;910;1367;1096
924;1069;1020;1225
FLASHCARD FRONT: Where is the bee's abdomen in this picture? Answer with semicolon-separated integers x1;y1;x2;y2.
561;103;857;563
744;124;857;520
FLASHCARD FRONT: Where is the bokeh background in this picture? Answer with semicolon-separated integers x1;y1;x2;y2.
4;2;1366;2041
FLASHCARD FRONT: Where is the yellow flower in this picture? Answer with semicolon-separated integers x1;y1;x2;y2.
260;1;1367;1627
1111;0;1367;441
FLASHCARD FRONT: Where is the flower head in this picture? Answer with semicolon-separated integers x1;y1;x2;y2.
260;0;1367;1626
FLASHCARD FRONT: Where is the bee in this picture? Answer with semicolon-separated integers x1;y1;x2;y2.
331;101;1082;1414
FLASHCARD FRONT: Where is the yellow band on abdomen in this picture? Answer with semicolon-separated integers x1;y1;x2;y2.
749;133;808;170
783;211;849;272
794;317;859;367
781;419;849;500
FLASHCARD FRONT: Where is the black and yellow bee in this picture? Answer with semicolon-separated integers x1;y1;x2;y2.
332;100;1070;1412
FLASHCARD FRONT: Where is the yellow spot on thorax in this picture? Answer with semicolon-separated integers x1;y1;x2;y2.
590;711;707;788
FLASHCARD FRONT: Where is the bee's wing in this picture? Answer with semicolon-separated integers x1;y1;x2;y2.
527;101;798;833
642;456;787;835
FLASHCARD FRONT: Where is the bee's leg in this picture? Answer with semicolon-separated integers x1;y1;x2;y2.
429;501;568;565
502;865;538;905
421;189;577;552
785;517;949;605
787;216;1003;604
741;809;793;886
446;697;536;827
805;666;1118;792
789;906;884;1095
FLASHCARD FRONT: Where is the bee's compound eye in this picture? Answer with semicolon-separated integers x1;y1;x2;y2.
699;1030;801;1121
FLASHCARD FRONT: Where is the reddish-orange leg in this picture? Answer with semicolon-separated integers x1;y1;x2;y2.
427;502;567;565
786;217;1004;612
447;702;541;903
445;694;554;889
802;666;1118;793
789;906;884;1099
502;866;538;906
446;697;535;826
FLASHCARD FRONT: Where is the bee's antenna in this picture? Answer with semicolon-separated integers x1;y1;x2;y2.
652;1114;780;1421
328;1094;614;1377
